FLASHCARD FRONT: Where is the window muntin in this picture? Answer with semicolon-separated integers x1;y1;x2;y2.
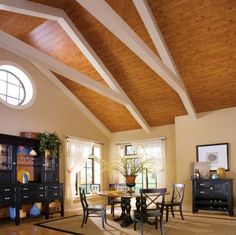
80;158;94;194
0;69;26;105
0;64;34;108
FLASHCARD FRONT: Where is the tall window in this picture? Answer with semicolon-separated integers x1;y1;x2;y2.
66;137;102;209
78;144;101;194
118;139;166;192
69;143;101;195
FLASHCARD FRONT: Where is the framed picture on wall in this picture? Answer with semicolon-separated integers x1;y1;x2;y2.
196;143;229;171
91;184;100;194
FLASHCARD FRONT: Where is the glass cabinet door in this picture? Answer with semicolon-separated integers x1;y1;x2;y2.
44;157;56;171
0;144;12;170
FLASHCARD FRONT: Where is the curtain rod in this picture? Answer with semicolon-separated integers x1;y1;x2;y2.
115;137;166;145
65;135;104;145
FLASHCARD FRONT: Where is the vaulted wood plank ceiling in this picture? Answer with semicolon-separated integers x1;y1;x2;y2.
0;0;235;134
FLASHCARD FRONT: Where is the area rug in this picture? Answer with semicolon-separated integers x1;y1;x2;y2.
35;214;236;235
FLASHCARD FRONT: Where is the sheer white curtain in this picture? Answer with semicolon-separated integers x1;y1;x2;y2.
65;137;93;210
133;140;166;187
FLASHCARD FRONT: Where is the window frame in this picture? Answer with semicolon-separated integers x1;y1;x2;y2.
0;61;36;109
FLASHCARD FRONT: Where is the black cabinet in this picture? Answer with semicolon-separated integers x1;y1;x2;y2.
192;178;233;216
0;133;64;225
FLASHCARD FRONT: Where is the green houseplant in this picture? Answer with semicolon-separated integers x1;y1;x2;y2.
103;156;153;190
38;132;61;157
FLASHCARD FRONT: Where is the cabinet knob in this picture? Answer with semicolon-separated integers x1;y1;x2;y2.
210;187;213;190
13;162;16;165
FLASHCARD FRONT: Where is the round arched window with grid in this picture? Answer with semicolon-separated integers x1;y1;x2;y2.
0;64;35;109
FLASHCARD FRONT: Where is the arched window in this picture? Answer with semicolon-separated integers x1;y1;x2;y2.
0;64;35;108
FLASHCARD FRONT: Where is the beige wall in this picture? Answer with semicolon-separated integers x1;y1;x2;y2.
0;48;109;186
2;48;236;213
175;107;236;211
108;125;176;192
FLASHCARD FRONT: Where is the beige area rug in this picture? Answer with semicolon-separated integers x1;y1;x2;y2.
35;213;236;235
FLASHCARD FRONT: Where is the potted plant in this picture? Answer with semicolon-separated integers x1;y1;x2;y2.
38;132;61;157
103;156;153;191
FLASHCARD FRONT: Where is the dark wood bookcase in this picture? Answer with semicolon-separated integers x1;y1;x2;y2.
192;178;233;216
0;133;64;225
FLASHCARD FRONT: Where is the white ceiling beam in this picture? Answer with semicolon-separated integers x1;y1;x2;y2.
133;0;196;117
0;30;129;106
76;0;185;95
0;0;151;133
33;63;111;137
0;0;64;20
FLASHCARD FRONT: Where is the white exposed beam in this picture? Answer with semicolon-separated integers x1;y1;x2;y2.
0;0;151;133
0;0;64;20
33;63;111;137
133;0;196;117
0;30;129;106
76;0;185;95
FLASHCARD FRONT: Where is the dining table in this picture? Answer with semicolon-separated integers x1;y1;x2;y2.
99;190;147;227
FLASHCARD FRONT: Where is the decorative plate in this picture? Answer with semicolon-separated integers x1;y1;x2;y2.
17;169;30;183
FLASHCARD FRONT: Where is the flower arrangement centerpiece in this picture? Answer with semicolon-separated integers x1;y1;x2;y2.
38;132;61;157
103;155;153;192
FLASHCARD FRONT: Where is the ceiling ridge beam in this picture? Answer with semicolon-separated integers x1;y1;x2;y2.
76;0;185;95
0;0;151;133
33;63;111;137
133;0;196;117
0;30;129;106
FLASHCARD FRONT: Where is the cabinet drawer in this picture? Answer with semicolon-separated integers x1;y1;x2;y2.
196;189;210;197
0;193;15;203
47;184;62;191
21;192;45;201
21;184;45;192
47;190;62;199
196;181;211;188
0;187;15;193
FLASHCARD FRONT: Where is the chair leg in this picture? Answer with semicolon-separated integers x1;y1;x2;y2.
171;205;175;218
155;217;158;230
141;216;144;235
111;202;113;215
85;211;89;224
160;220;164;235
166;206;169;222
81;211;86;228
111;203;115;217
104;210;108;224
102;211;105;229
134;217;137;231
180;206;184;220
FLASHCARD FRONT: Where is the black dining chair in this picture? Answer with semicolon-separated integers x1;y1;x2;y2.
163;183;185;222
133;188;166;235
79;187;107;228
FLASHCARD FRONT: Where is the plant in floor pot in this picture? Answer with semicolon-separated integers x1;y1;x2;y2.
38;132;61;157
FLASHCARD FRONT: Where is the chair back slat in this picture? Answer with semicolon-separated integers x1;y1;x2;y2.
79;187;88;209
171;184;185;204
139;188;166;216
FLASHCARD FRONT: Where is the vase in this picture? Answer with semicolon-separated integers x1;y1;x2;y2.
125;175;136;193
217;167;226;179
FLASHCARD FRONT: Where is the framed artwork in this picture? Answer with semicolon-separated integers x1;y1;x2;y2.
91;184;100;194
196;143;229;171
125;145;134;156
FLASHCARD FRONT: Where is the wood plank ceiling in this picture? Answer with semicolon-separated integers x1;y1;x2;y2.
0;0;235;133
